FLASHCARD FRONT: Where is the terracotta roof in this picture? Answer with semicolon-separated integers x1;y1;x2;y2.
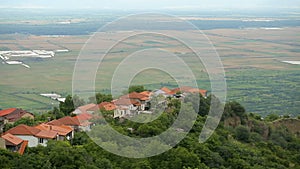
140;97;149;101
6;124;40;136
99;102;110;107
35;130;57;139
114;99;139;105
47;119;64;126
0;108;17;117
139;91;152;97
199;89;207;97
171;86;207;96
133;102;141;106
18;140;28;155
79;121;92;127
6;124;58;139
120;92;147;100
35;123;73;136
78;104;97;113
98;102;116;111
1;133;23;145
57;116;80;126
73;113;92;121
161;87;171;93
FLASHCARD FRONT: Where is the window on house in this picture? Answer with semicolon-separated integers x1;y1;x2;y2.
39;138;44;144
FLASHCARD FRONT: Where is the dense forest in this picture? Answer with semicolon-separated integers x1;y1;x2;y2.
1;91;300;169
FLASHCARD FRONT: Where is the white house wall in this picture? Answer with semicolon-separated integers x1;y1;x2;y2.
15;135;38;147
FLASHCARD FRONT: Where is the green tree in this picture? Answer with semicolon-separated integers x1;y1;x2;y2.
235;126;250;142
89;93;113;104
95;158;113;169
59;95;85;115
59;95;74;115
128;85;146;93
72;132;91;145
224;101;246;117
14;117;37;127
265;114;280;122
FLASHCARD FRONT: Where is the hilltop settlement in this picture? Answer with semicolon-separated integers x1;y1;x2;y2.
0;86;207;154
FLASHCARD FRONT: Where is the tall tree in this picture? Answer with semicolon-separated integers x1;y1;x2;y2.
59;95;85;115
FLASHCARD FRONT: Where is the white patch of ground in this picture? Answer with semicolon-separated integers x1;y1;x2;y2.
281;61;300;65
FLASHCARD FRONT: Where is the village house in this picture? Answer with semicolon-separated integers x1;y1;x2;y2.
5;124;57;147
72;103;97;115
0;108;34;124
112;86;206;118
0;133;28;155
171;86;207;97
113;92;150;118
35;123;74;141
153;86;207;98
113;98;138;118
47;115;92;132
73;113;93;131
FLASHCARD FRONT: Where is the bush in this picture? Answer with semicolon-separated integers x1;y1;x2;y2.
235;126;250;142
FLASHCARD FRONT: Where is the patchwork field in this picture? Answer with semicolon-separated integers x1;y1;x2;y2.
0;27;299;116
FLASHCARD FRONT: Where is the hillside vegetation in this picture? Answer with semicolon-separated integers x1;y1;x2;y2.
0;95;299;169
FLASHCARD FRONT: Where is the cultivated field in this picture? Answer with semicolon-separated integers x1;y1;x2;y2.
0;27;299;116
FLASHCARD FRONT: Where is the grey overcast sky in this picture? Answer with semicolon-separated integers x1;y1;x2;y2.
0;0;299;10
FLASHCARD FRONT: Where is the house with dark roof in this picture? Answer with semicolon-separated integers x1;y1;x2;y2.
0;108;34;124
5;124;57;147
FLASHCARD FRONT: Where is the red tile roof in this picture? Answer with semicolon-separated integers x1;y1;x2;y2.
35;124;73;136
199;89;207;97
140;97;149;101
78;104;97;113
6;124;40;136
18;140;28;155
139;91;152;97
0;108;17;117
73;113;92;121
35;130;57;139
47;119;64;126
1;133;23;145
114;99;139;106
98;102;116;111
6;124;57;139
57;116;80;126
120;92;147;100
161;87;171;93
171;86;207;96
79;121;92;127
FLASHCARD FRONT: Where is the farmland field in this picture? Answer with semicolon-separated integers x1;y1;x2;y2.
0;11;299;116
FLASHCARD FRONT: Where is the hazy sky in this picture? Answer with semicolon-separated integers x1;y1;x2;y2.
1;0;299;10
